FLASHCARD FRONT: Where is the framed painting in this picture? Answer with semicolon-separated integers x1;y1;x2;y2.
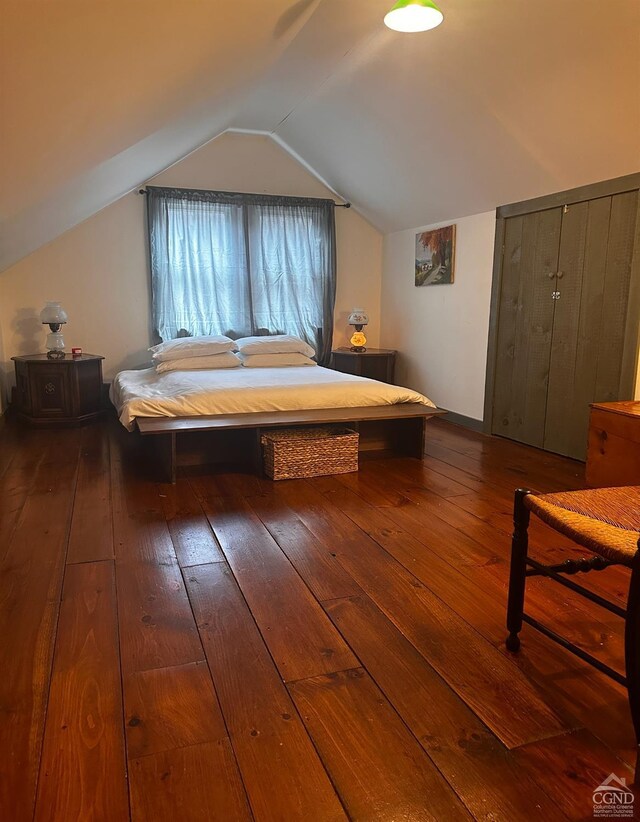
415;224;456;286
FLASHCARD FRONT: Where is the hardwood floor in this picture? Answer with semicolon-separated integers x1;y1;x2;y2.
0;415;635;821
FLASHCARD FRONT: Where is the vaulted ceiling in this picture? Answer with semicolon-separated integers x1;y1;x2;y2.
1;0;639;270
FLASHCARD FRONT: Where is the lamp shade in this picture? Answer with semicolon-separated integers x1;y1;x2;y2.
384;0;443;32
348;310;369;326
40;301;68;325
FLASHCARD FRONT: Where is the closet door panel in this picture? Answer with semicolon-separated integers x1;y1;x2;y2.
488;178;640;461
544;193;638;459
544;202;589;457
507;215;544;446
491;215;525;439
492;209;561;446
563;196;612;460
594;190;639;402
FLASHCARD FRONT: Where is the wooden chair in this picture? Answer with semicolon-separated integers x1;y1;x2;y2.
506;486;640;781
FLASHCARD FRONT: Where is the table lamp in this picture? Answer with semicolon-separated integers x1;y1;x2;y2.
348;309;369;352
40;301;68;359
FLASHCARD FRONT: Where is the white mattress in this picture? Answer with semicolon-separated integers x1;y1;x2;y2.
110;365;435;430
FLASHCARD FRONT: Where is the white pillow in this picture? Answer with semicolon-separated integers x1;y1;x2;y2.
156;352;241;372
235;334;315;358
150;334;237;362
239;352;317;368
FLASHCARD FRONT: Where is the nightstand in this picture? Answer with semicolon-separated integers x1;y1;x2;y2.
331;348;396;384
12;353;104;426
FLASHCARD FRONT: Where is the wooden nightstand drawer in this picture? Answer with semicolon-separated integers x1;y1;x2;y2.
331;348;396;384
29;364;71;418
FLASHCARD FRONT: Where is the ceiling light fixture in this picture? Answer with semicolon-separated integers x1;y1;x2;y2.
384;0;444;32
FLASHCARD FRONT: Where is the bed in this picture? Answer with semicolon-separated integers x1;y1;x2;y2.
110;364;442;481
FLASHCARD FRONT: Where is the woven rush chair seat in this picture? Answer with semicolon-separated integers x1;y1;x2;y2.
506;484;640;783
525;486;640;564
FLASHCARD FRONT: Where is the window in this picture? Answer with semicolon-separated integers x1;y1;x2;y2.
146;187;337;364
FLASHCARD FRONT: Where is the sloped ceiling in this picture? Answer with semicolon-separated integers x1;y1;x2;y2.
1;0;639;270
0;0;322;269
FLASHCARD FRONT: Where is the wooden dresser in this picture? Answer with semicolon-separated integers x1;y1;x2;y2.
586;401;640;487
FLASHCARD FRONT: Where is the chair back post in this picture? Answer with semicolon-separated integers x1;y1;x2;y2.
506;488;532;652
624;538;640;785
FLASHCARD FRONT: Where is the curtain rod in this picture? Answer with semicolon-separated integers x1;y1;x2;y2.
136;188;351;208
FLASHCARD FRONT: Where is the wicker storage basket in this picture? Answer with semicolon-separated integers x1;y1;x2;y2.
261;426;359;480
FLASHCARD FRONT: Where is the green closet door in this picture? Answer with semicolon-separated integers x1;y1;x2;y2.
544;191;639;459
491;208;562;447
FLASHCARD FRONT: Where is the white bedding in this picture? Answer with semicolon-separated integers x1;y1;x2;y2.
110;365;435;430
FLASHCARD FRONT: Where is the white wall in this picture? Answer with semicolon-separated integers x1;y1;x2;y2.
380;211;496;421
0;133;382;398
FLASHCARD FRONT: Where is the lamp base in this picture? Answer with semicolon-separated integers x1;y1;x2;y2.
349;329;367;351
45;329;65;358
350;346;367;353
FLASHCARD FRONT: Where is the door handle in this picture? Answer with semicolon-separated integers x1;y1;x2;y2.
547;272;555;279
557;270;564;279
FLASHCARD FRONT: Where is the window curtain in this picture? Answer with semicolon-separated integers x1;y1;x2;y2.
146;186;337;365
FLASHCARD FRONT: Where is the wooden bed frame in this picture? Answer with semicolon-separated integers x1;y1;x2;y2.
136;403;444;482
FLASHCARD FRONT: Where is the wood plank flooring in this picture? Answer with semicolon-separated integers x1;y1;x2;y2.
0;415;635;820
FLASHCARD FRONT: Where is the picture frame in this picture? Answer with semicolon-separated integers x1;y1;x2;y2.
415;224;456;286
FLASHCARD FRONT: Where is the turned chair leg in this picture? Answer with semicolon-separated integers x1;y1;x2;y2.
506;488;531;652
624;542;640;785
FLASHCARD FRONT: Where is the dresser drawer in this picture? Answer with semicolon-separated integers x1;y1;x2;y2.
586;403;640;487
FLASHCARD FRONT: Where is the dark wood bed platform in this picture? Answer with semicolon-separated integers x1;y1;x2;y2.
136;403;444;482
